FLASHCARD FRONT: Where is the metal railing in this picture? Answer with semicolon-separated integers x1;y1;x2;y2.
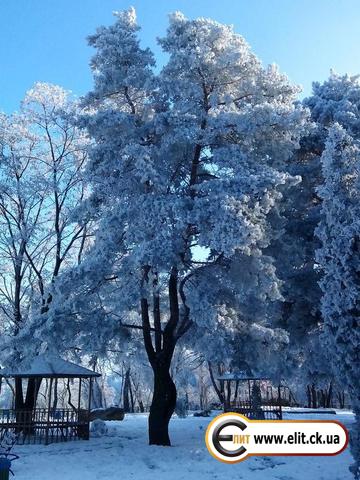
224;400;283;420
0;408;90;445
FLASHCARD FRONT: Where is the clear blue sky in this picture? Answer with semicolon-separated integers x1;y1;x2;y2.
0;0;359;112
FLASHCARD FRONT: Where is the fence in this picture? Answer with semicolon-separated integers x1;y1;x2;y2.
224;399;283;420
0;408;90;445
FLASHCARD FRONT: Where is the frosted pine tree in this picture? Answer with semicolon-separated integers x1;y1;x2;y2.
47;9;307;446
272;73;360;391
316;124;360;478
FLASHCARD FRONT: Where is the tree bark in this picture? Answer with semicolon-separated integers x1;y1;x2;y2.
149;365;177;446
208;361;224;404
15;378;24;410
129;376;135;413
326;382;333;408
25;377;42;410
123;368;132;413
14;377;42;434
311;383;317;408
15;377;42;411
337;390;345;409
140;266;191;446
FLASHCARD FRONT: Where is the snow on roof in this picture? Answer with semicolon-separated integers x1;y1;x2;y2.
2;354;101;378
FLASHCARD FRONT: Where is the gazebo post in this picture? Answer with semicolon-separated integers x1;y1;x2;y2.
78;378;82;412
226;380;231;406
34;377;40;427
88;377;92;413
234;380;239;404
45;377;53;445
81;377;92;441
34;377;39;407
277;384;282;405
54;378;58;410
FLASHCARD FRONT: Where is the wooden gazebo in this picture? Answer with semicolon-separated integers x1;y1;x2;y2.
218;373;287;420
0;355;101;444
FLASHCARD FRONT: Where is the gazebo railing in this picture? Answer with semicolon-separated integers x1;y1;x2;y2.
224;399;283;420
0;408;90;445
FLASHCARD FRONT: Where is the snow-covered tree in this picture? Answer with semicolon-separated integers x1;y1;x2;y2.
305;73;360;139
271;73;360;393
44;9;307;445
0;83;90;411
316;124;360;478
0;83;89;337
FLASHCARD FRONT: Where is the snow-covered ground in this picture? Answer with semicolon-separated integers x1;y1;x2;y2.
12;411;354;479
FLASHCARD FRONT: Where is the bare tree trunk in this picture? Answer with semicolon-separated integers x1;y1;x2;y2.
140;267;190;446
306;384;311;408
326;382;333;408
123;368;132;413
337;390;345;409
208;361;224;404
138;399;145;413
15;377;42;434
234;380;239;402
129;377;135;412
15;379;23;409
311;383;317;408
13;265;23;331
25;377;42;410
149;364;176;446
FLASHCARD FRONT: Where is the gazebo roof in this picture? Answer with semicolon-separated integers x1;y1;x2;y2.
2;354;101;379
